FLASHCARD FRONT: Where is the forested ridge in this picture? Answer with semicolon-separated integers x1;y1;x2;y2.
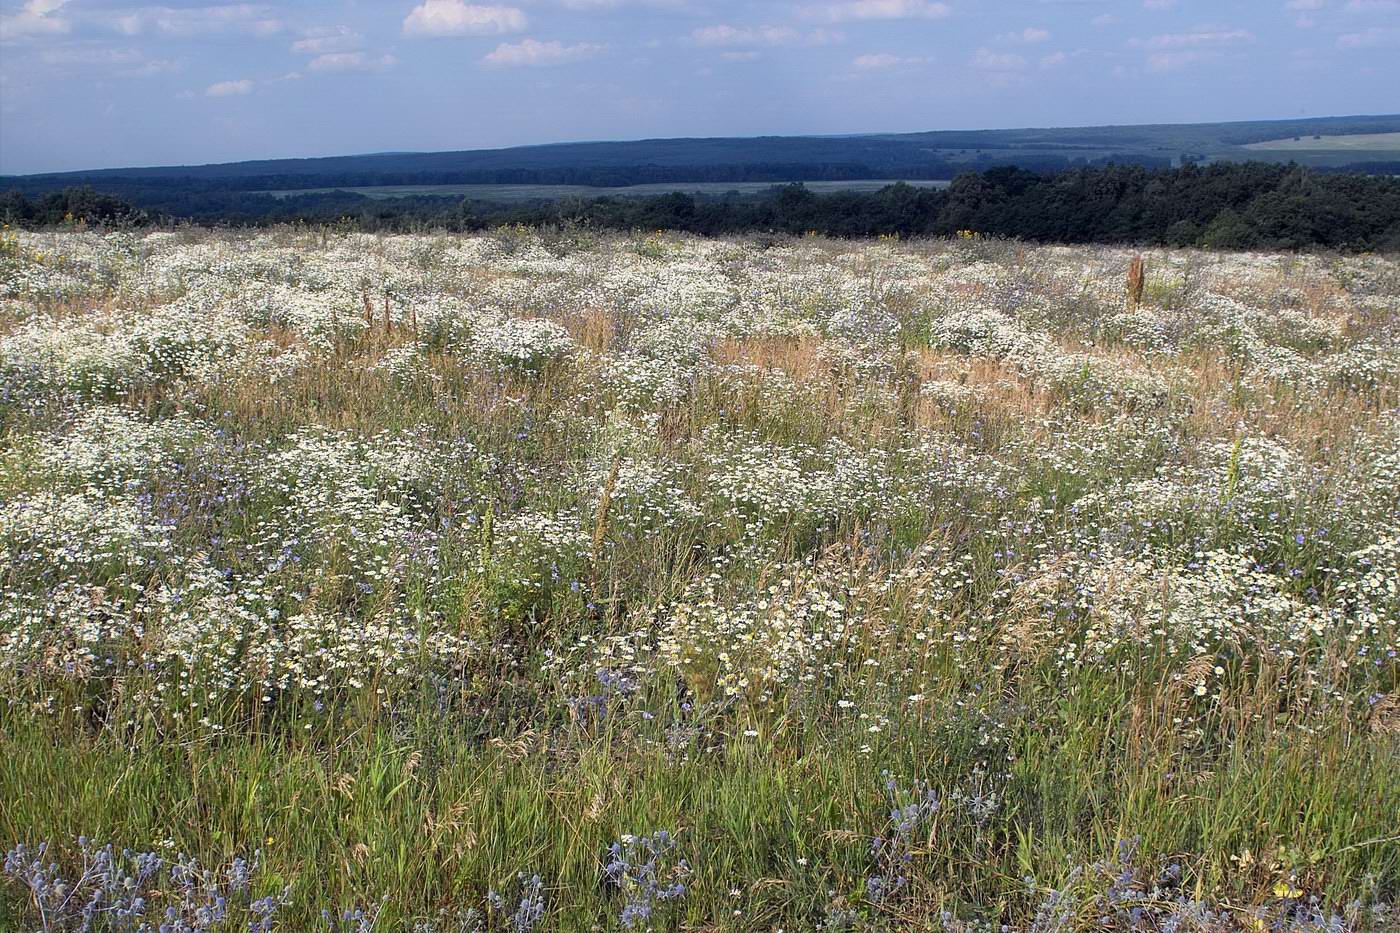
5;162;1399;250
8;112;1396;184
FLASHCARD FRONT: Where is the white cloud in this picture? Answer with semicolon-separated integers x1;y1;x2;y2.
37;45;180;76
1285;0;1325;25
693;24;787;45
1143;0;1176;10
292;27;362;55
482;37;603;65
1336;25;1400;46
1145;49;1209;71
41;45;144;66
293;26;396;73
691;24;838;46
999;27;1050;43
971;47;1027;70
404;1;527;37
1134;29;1254;48
1039;50;1068;67
1345;0;1400;10
720;50;760;61
0;0;71;41
852;52;898;68
126;57;181;76
809;0;951;23
308;51;397;73
851;52;923;68
1128;28;1254;71
205;78;253;96
5;1;286;40
112;5;283;38
559;0;691;7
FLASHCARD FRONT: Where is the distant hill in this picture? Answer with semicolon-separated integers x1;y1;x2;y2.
5;114;1399;229
6;114;1400;191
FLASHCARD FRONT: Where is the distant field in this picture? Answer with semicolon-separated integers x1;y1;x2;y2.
1244;131;1400;151
263;179;952;201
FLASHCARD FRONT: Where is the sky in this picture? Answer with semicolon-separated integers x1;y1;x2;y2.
1;0;1397;175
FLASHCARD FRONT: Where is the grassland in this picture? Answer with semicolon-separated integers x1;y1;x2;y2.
1245;132;1400;152
0;227;1397;931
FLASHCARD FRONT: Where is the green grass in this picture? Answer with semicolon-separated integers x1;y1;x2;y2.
1244;132;1400;152
4;673;1393;930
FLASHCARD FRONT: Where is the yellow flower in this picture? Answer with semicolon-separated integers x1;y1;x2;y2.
1273;880;1302;899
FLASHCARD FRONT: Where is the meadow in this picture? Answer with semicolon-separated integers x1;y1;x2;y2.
0;224;1396;931
1243;133;1400;153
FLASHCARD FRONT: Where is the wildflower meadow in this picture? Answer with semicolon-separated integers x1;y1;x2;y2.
0;225;1396;931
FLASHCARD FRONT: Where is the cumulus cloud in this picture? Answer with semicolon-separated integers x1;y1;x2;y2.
308;51;397;73
7;1;288;41
998;27;1050;43
482;37;603;65
1285;0;1325;27
1135;29;1255;48
971;47;1027;70
1129;30;1254;69
403;1;527;37
292;26;362;55
41;45;143;66
205;78;253;96
1142;29;1254;46
558;0;692;7
691;24;838;46
851;51;925;69
852;52;898;68
111;5;283;38
126;57;181;76
1280;0;1400;15
1143;49;1211;71
38;45;180;76
694;24;784;45
808;0;950;23
0;0;72;41
1336;25;1400;46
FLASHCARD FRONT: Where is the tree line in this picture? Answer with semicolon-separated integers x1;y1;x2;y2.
4;162;1398;251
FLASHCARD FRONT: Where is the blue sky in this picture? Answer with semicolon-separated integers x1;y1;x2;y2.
1;0;1397;174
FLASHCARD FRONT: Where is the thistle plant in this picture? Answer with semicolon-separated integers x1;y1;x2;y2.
604;831;691;929
2;838;282;933
866;773;940;906
486;872;546;932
